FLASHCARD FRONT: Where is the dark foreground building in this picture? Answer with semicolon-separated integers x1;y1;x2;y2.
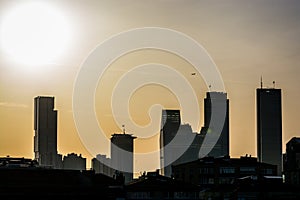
125;170;201;200
0;157;124;200
172;155;278;187
283;137;300;185
172;155;300;199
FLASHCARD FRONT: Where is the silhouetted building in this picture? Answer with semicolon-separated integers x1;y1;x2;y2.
91;154;113;177
204;92;229;158
125;170;201;200
111;132;136;183
159;93;229;177
0;167;124;199
283;137;300;185
63;153;86;171
257;87;282;175
160;109;181;177
235;174;300;199
0;156;38;168
172;155;277;187
33;96;62;168
171;124;203;166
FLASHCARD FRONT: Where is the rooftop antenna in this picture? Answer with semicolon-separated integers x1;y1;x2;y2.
122;124;125;134
209;84;212;91
260;76;263;89
273;81;276;88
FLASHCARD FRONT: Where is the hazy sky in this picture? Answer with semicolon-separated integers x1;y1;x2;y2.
0;0;300;173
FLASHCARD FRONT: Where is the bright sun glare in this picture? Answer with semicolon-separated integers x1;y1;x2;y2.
0;2;71;66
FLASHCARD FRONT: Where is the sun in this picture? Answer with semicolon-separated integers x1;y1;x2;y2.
0;1;71;66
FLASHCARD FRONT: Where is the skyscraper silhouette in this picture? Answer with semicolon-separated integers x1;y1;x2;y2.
159;109;181;177
33;96;62;168
111;130;136;183
257;86;282;175
205;92;229;158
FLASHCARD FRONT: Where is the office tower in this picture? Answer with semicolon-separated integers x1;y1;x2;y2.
171;124;203;167
111;131;136;183
257;86;282;175
33;96;62;168
159;109;181;177
204;92;229;158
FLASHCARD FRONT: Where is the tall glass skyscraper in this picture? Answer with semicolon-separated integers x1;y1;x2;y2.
111;132;136;183
205;92;229;158
257;87;282;175
160;109;181;177
33;96;62;168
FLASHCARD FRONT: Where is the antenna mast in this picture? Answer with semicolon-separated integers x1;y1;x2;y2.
260;76;263;89
122;124;125;134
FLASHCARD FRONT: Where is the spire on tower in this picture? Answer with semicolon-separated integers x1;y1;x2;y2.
122;124;125;134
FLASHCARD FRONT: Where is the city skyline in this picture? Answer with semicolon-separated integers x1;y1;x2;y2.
0;87;285;174
1;0;300;173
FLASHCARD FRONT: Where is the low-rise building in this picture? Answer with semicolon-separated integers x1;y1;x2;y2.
125;170;201;200
283;137;300;185
172;155;277;186
63;153;86;171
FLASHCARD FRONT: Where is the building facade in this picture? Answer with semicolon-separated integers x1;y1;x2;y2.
125;170;201;200
159;109;181;177
63;153;86;171
111;132;136;183
33;96;62;168
172;155;277;187
257;88;282;175
91;154;113;177
283;137;300;185
204;92;229;158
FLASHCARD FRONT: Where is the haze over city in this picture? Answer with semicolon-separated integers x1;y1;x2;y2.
0;0;300;173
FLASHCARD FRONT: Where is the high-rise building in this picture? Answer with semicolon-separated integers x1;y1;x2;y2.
159;109;181;177
33;96;62;168
111;131;136;183
170;124;203;168
160;93;229;177
257;86;282;175
204;92;229;158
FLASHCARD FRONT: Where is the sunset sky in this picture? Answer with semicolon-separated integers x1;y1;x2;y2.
0;0;300;173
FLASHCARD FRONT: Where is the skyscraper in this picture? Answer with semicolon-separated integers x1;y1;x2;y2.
33;96;62;168
111;131;136;183
257;86;282;175
204;92;229;158
159;109;181;177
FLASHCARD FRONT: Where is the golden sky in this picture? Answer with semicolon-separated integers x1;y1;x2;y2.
0;0;300;173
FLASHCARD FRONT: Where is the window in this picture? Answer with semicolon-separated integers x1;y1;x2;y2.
198;176;208;184
199;167;214;174
240;167;256;174
219;167;235;174
219;177;234;184
261;168;273;175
